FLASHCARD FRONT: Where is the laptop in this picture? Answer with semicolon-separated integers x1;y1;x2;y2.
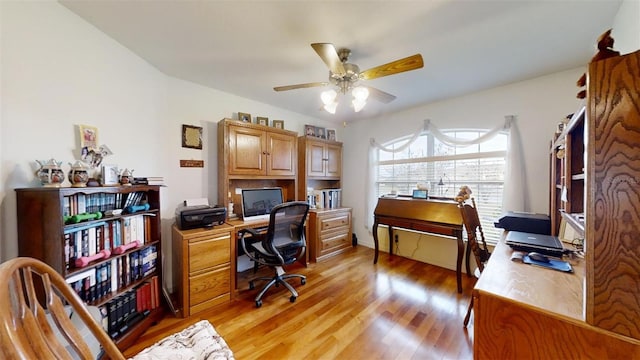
505;231;564;257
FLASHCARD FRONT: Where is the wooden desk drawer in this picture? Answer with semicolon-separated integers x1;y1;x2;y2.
189;234;230;273
319;231;350;255
189;265;230;307
320;212;351;231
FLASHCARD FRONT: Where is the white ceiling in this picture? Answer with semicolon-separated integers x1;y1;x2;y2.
59;0;622;123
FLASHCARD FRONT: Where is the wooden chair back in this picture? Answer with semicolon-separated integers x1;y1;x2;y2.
0;257;125;360
459;198;491;272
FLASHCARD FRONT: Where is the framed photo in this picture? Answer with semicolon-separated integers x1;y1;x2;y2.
238;112;251;123
304;124;316;137
272;120;284;129
256;116;269;126
412;189;428;199
327;128;337;141
101;164;119;186
315;126;326;139
182;124;203;150
79;124;99;150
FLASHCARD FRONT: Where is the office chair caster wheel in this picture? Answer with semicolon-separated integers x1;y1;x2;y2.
249;282;255;290
301;278;306;285
290;295;296;303
255;300;262;308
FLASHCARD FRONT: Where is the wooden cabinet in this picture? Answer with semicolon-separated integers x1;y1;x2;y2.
302;137;342;178
227;124;296;177
15;185;164;351
585;49;640;339
218;119;298;218
172;224;234;317
549;106;585;236
297;136;342;201
308;208;352;262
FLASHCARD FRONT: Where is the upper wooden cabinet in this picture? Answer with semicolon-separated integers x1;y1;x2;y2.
305;138;342;178
218;119;298;218
225;121;296;177
297;136;343;201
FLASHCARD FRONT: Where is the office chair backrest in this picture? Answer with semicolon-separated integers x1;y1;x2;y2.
263;201;310;265
459;198;491;272
0;257;125;360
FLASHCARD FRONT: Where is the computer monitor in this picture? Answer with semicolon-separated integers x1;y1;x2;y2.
240;187;284;222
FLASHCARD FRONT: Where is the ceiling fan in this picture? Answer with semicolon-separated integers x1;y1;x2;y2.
274;43;424;113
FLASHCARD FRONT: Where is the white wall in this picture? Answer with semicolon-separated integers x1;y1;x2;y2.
612;0;640;54
0;2;334;290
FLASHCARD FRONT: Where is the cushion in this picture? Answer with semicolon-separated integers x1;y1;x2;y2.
130;320;234;360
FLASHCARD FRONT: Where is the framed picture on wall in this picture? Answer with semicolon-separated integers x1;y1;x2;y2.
182;124;203;150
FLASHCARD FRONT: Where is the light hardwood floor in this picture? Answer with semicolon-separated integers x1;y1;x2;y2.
124;246;476;359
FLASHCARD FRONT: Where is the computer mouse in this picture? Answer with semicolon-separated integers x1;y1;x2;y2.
528;252;550;263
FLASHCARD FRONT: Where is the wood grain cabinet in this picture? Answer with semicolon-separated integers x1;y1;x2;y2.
218;119;298;218
172;224;234;317
308;208;352;262
226;121;296;177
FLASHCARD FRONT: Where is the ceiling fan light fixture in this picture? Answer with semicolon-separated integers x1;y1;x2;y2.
352;86;369;101
323;101;338;114
352;98;367;112
321;89;337;105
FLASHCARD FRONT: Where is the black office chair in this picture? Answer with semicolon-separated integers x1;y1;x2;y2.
239;201;309;308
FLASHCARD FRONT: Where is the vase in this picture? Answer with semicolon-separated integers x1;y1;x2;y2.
35;159;65;187
68;161;90;187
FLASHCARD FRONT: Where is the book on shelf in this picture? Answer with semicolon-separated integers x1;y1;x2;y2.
133;176;164;186
307;188;342;209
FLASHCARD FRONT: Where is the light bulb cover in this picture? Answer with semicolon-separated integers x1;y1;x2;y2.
321;90;337;105
352;86;369;101
324;102;338;114
353;99;366;112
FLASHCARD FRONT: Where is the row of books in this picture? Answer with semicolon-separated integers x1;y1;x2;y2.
98;275;160;339
64;215;153;269
66;245;157;303
306;188;342;209
63;192;148;217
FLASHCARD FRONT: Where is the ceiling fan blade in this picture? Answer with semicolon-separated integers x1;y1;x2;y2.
311;43;346;76
274;82;328;92
364;86;397;104
360;54;424;80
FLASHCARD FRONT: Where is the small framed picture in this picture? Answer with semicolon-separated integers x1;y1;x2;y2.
182;124;203;149
256;116;269;126
304;124;316;137
315;126;326;139
79;124;99;150
272;120;284;129
412;189;428;199
238;112;251;123
327;129;336;141
101;164;119;186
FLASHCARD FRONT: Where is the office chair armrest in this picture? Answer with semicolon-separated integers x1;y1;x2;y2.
239;229;265;264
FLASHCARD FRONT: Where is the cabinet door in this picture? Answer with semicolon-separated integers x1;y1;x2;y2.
307;141;326;177
325;143;342;178
267;132;296;176
228;126;266;175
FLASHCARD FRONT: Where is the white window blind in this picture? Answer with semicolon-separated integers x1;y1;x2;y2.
375;130;507;243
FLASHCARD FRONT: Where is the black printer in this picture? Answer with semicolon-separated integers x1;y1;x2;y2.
494;211;551;235
175;205;226;230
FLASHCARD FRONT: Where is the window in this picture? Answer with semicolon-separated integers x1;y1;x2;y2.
375;129;508;243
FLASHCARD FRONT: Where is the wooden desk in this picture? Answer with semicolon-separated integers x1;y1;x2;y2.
372;197;468;293
474;235;640;358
